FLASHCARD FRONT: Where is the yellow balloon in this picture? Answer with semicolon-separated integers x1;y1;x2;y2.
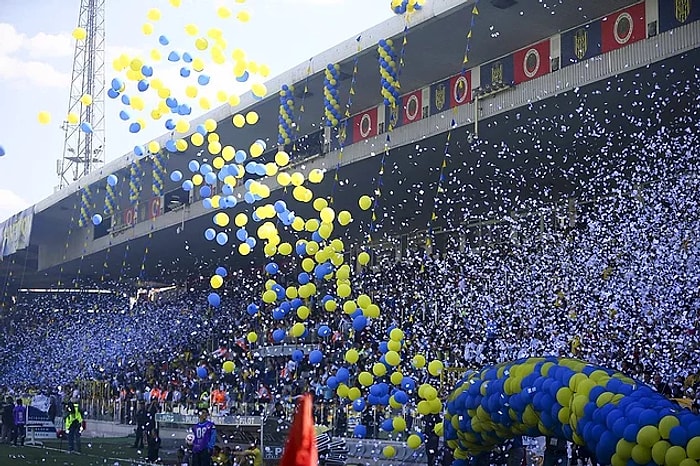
359;195;372;210
67;112;79;125
296;306;310;320
390;328;404;341
184;23;198;36
235;213;248;227
210;274;223;289
146;7;161;20
278;243;293;255
345;349;359;364
222;361;235;373
217;6;231;18
277;172;291;186
428;360;444;376
148;141;160;153
308;168;324;184
214;212;230;227
237;10;251;22
228;94;241;107
291;323;305;338
246;111;259;125
37;111;51;125
275;151;289;166
80;94;93;106
407;434;422;449
390;371;404;386
412;354;426;369
383;446;396;458
250;142;264;157
232;114;245;128
385;350;401;366
72;27;87;40
337;210;352;226
247;331;258;343
142;23;154;35
175;119;190;133
251;82;267;98
291;172;305;186
358;252;370;266
191;133;204;147
358;372;374;387
373;362;387;376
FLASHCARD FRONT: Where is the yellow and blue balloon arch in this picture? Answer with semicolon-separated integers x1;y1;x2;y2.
444;357;700;466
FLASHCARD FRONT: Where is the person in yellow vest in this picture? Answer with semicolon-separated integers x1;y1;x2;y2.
64;403;83;454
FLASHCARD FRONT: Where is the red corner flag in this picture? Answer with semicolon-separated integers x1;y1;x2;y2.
280;394;318;466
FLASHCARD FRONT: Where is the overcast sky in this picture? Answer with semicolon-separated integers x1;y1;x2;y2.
0;0;394;221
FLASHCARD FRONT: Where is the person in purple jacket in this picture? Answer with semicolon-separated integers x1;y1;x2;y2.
12;399;26;447
190;407;216;466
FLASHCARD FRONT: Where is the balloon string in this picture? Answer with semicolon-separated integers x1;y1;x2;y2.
329;36;362;207
426;120;456;250
462;0;480;70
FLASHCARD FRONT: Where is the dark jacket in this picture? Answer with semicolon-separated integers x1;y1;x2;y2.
1;403;14;426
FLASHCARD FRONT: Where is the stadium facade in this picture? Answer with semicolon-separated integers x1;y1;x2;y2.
0;0;699;296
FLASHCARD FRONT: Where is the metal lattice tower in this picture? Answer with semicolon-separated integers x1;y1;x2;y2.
57;0;106;189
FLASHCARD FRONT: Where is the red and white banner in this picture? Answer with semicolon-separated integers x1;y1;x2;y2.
352;107;378;143
122;206;136;226
449;71;472;107
401;90;423;124
601;2;646;53
513;39;551;84
149;197;162;220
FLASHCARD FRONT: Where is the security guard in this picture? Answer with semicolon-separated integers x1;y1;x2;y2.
64;403;83;454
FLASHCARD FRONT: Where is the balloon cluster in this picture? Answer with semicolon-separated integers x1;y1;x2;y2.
151;152;166;197
78;187;93;228
378;39;400;108
104;175;118;217
323;64;343;127
128;160;142;205
390;0;425;15
445;357;700;466
278;84;296;145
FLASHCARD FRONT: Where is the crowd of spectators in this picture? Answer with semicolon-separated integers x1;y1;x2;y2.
1;168;700;431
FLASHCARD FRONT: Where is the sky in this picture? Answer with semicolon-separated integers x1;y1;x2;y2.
0;0;395;222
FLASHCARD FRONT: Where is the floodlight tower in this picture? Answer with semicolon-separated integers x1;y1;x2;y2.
57;0;106;189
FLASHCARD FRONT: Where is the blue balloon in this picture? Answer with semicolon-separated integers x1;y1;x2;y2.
188;160;200;172
353;425;367;438
107;174;118;187
205;172;217;185
292;350;304;362
236;228;248;242
197;74;210;86
165;140;177;152
0;146;5;157
272;329;286;342
199;186;212;198
352;315;367;331
246;303;259;316
236;71;249;82
336;367;350;383
318;325;331;338
165;119;176;131
80;122;93;133
215;266;227;277
204;228;216;240
352;398;366;412
110;78;123;91
141;65;153;77
170;170;183;182
91;214;102;226
196;366;208;378
107;88;119;99
128;122;141;133
274;200;287;213
234;150;247;163
121;94;130;105
309;350;323;365
158;35;169;46
265;262;279;274
168;51;181;62
166;97;178;108
207;293;221;307
182;52;193;63
119;110;130;121
381;418;394;432
215;232;228;245
137;80;149;92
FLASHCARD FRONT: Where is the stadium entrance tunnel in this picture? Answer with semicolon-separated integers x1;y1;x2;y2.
444;357;700;466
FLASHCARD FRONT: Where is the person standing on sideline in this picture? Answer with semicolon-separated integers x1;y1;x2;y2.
190;408;217;466
132;401;147;449
64;403;83;453
1;397;13;444
12;399;26;446
147;427;161;463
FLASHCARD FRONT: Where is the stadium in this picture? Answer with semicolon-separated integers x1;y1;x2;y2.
1;0;700;465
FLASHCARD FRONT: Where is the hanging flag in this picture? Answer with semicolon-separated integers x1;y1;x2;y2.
561;20;603;67
601;2;646;53
329;119;353;151
449;70;472;107
352;107;378;143
279;394;318;466
479;55;514;91
513;39;551;84
401;89;423;125
429;78;451;116
659;0;700;33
